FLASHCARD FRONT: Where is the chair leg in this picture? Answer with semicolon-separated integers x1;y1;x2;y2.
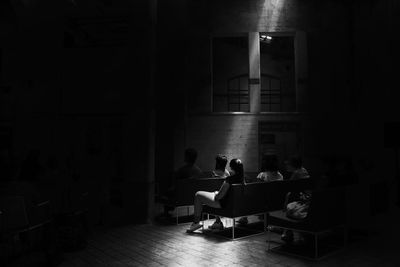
264;213;267;232
314;233;318;259
232;218;235;239
176;207;179;225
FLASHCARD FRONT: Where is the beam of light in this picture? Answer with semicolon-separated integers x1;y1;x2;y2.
261;0;286;32
220;116;257;172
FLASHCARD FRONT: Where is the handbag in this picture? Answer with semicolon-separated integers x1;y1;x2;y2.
286;201;309;220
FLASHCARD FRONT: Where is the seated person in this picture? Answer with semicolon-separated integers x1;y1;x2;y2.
285;155;310;180
281;155;310;243
174;148;202;180
211;154;230;178
208;155;230;231
237;155;284;225
186;159;244;233
257;154;283;182
162;148;202;216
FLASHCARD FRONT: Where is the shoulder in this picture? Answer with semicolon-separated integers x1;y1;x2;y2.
257;172;266;178
299;168;310;178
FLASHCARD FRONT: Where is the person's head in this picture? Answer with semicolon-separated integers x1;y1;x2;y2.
263;154;279;172
215;154;228;171
286;155;303;172
229;158;244;178
184;148;198;165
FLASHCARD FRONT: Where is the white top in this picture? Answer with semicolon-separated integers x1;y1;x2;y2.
257;171;284;182
212;169;230;178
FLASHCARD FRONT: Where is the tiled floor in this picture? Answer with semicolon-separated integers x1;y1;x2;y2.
6;207;400;267
55;210;400;267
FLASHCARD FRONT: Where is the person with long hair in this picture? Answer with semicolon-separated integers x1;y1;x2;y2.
187;158;245;233
208;154;230;231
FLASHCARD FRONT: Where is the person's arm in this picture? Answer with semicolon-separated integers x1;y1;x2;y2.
214;181;230;201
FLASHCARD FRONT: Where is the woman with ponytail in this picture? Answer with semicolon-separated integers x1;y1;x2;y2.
187;158;245;233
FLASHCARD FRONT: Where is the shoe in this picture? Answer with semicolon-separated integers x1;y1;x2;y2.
237;217;248;225
186;222;202;233
208;221;224;231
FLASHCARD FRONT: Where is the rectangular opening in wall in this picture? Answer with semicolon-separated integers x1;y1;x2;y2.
259;34;295;112
212;35;249;112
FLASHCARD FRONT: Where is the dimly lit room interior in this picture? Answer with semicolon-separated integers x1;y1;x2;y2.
1;0;400;266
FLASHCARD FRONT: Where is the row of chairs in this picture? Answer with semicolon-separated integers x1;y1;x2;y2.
0;190;89;265
0;196;52;236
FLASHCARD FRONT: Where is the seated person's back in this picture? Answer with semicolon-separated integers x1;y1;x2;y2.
174;148;202;180
175;164;202;180
285;155;310;180
257;154;283;182
212;154;230;178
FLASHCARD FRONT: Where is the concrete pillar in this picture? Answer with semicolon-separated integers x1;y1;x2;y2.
146;0;157;222
248;32;261;113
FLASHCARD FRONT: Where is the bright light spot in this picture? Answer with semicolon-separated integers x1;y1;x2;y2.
261;35;267;39
261;0;286;32
266;36;272;40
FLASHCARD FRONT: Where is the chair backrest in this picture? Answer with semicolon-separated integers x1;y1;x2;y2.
175;177;225;206
306;187;346;228
224;182;269;217
27;200;52;227
217;178;314;217
244;172;259;183
0;196;29;233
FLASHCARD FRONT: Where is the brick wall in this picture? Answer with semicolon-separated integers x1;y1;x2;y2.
183;115;259;172
175;114;306;173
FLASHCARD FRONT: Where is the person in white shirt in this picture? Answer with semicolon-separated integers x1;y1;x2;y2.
257;154;283;182
237;155;283;226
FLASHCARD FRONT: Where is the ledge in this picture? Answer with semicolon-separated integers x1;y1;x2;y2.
188;112;308;117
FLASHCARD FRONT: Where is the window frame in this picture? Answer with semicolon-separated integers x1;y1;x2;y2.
211;31;301;114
